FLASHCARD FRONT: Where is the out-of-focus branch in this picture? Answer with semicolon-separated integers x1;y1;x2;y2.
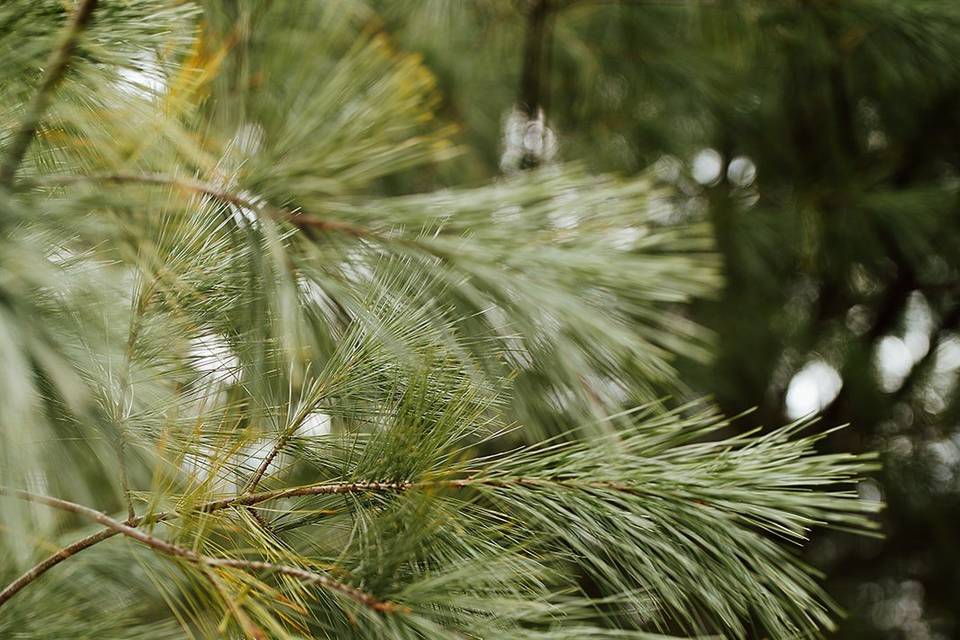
516;0;557;170
0;0;99;186
28;172;373;238
519;0;552;120
819;229;916;427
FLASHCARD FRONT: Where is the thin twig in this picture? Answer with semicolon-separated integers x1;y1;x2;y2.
0;0;99;185
0;487;402;614
246;393;331;495
245;431;293;495
115;281;156;522
116;440;136;522
197;480;419;512
29;172;372;237
243;430;294;531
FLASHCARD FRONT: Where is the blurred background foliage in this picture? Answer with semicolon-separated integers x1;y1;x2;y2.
373;1;960;637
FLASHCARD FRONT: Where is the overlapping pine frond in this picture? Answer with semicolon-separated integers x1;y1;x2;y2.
0;1;878;638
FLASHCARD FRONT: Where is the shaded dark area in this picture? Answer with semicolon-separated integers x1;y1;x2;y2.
378;1;960;637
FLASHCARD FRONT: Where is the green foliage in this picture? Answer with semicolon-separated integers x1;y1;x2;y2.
0;1;880;639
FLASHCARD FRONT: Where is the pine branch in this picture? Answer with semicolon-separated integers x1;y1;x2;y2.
0;4;885;635
0;394;876;638
0;480;430;608
0;444;873;613
0;487;402;615
0;477;565;607
0;0;98;186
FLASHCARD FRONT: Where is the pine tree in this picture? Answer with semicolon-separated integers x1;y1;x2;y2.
0;2;879;638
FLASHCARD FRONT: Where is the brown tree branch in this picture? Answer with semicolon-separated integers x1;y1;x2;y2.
0;0;99;186
0;487;402;615
0;480;416;608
